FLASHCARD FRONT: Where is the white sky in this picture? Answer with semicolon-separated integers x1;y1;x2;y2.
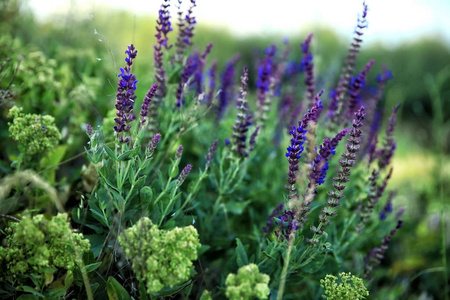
28;0;450;46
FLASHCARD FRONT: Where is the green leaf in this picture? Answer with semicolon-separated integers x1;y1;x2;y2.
85;147;99;164
89;207;109;227
225;200;251;215
40;145;67;168
17;286;44;298
103;145;118;161
198;244;211;256
86;234;106;258
106;276;131;300
42;288;66;299
169;162;180;178
84;223;105;235
167;65;184;84
16;295;39;300
301;252;327;274
40;145;67;183
117;147;139;161
84;262;102;273
98;170;120;193
138;282;149;300
235;238;249;267
131;176;146;194
140;186;154;209
262;251;276;260
140;158;151;170
150;280;192;297
64;271;74;289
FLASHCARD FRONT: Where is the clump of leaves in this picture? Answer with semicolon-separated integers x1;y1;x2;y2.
118;217;201;294
320;272;369;300
225;264;271;300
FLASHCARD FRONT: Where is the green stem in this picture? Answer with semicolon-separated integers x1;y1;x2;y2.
158;187;181;226
153;180;172;207
277;235;294;300
209;194;223;223
124;160;149;203
172;170;208;220
339;213;358;243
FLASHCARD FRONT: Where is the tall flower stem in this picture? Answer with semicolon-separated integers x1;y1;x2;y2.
276;234;294;300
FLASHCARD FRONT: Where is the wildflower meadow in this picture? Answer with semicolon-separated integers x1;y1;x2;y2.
1;0;449;299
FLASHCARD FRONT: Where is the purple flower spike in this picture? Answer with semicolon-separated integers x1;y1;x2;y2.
257;45;277;122
206;61;218;106
114;44;138;143
376;68;393;83
379;191;394;220
378;104;400;170
150;1;172;133
154;0;172;96
275;209;298;241
217;55;239;120
175;0;197;64
205;139;218;168
364;218;403;279
300;33;315;103
175;53;199;107
309;128;348;189
156;0;173;49
176;145;183;160
285;95;323;200
347;59;374;117
86;124;93;136
309;107;365;244
359;167;393;227
177;164;192;186
191;43;213;96
147;133;161;157
140;83;158;125
263;202;284;234
249;125;261;153
231;67;251;157
328;2;369;126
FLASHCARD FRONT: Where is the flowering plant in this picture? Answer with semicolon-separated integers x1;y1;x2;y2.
0;1;408;299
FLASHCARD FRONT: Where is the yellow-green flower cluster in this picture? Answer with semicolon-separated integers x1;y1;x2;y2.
225;264;270;300
18;50;60;90
0;213;90;283
8;106;60;156
118;217;200;294
320;272;369;300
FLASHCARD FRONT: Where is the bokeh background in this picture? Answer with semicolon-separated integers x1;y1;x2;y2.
1;0;449;298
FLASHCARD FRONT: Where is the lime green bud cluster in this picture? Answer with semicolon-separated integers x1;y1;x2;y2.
0;213;90;284
225;264;270;300
8;106;61;156
18;51;59;89
118;217;201;294
320;272;369;300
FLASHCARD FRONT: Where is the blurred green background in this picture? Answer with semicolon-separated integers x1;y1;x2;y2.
1;0;449;298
